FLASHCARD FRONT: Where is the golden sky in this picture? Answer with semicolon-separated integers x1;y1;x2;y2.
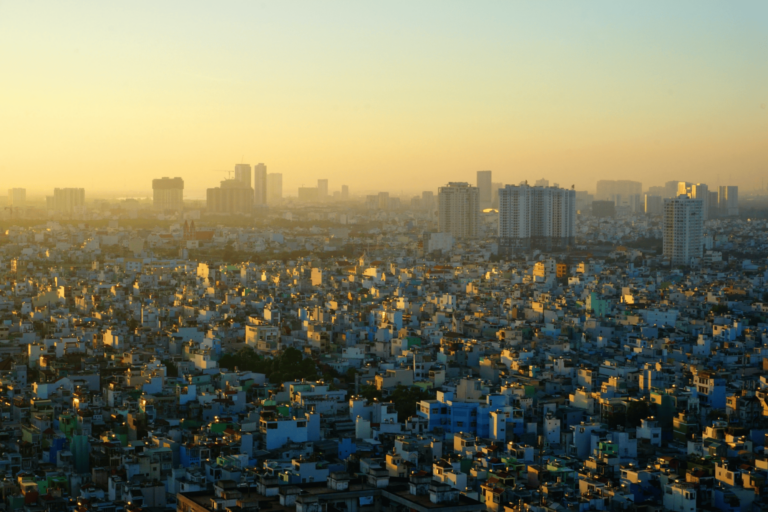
1;1;766;197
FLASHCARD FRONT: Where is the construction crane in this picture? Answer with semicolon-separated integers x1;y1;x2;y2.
213;170;235;180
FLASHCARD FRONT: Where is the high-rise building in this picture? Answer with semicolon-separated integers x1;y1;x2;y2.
267;173;283;203
438;182;479;238
378;192;390;210
341;185;349;200
498;183;576;253
689;183;710;219
534;178;549;187
718;186;738;216
592;200;616;218
477;170;492;210
234;164;252;189
708;191;719;217
152;177;184;211
318;179;329;200
298;187;319;201
207;179;253;213
7;188;26;207
663;195;704;266
52;188;85;212
676;182;693;196
644;195;663;216
253;163;267;206
663;181;680;198
491;182;502;208
420;191;435;212
596;180;642;201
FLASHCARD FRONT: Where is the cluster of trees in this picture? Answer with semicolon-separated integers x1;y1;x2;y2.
218;347;319;383
360;384;433;422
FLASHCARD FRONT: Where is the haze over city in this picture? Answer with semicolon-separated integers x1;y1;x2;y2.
5;3;768;512
1;0;766;197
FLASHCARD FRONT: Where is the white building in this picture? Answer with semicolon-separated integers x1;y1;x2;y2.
662;482;697;512
663;195;703;266
498;183;576;253
438;182;479;239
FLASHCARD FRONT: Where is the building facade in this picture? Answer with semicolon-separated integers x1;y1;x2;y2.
7;188;26;207
438;182;479;239
498;183;576;253
663;195;704;266
52;188;85;212
266;173;282;203
718;185;738;216
253;163;267;207
234;164;252;189
152;177;184;211
206;180;253;214
476;170;492;210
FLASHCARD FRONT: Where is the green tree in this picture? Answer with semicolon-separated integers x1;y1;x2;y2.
388;385;433;422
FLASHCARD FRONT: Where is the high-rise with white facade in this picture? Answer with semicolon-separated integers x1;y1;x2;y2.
152;177;184;211
438;182;479;238
477;170;492;210
253;163;267;206
267;173;283;203
663;195;703;266
498;183;576;254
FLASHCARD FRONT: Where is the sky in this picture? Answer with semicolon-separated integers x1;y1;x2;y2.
1;1;766;198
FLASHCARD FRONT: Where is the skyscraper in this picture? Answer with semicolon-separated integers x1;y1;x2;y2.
318;179;329;199
718;186;739;216
690;183;709;219
498;183;576;254
491;182;502;208
267;173;283;203
52;188;85;212
253;163;267;206
234;164;252;189
341;185;349;200
477;170;492;210
421;191;435;212
644;194;663;216
7;188;26;208
207;179;253;213
152;177;184;211
438;182;479;238
663;195;703;266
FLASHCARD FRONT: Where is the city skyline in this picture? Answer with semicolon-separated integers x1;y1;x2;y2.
1;1;766;194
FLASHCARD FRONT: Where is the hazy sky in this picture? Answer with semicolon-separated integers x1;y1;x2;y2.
1;1;766;197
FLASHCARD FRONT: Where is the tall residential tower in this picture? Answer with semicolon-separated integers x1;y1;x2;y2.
253;163;267;207
663;195;703;266
438;182;479;238
498;183;576;254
